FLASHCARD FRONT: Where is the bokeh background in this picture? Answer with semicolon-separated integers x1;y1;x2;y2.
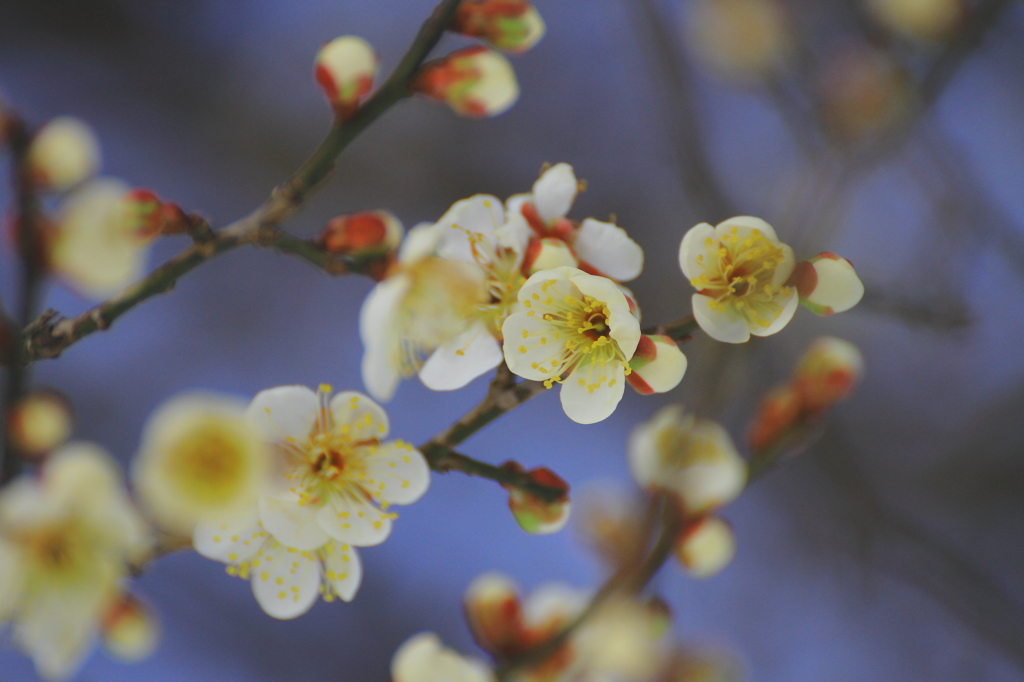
1;0;1023;679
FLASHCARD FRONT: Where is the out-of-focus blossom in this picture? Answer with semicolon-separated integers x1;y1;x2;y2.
573;483;648;568
683;0;791;82
133;392;270;536
502;266;641;424
679;216;797;344
6;390;72;457
658;646;746;682
453;0;546;53
360;219;489;401
318;210;403;262
414;46;520;118
866;0;964;42
819;46;914;142
0;443;149;680
100;593;159;662
507;163;644;281
673;516;736;578
746;384;802;455
27;116;101;192
392;632;496;682
628;405;747;514
314;35;378;117
502;463;570;535
572;598;670;682
788;251;864;316
626;334;687;396
246;385;429;549
50;179;157;299
194;504;361;619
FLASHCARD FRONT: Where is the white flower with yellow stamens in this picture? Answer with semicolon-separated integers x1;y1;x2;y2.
679;216;797;344
247;385;429;550
360;221;489;401
502;267;641;424
193;504;360;619
0;443;149;680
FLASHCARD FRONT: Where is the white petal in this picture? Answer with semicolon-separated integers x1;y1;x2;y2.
574;219;644;281
250;540;321;619
750;288;799;337
17;580;110;681
398;222;442;264
329;391;390;441
627;405;688;489
691;294;751;344
560;361;627;424
678;222;716;281
322;540;363;602
245;386;318;445
532;163;577;224
258;494;330;551
501;312;565;381
420;322;502;391
392;632;496;682
435;195;505;264
362;347;401;403
715;215;778;243
317;494;392;547
359;274;412;402
807;258;864;313
363;441;431;505
568;270;630;310
505;193;532;223
193;511;264;564
772;243;796;289
495;214;531;262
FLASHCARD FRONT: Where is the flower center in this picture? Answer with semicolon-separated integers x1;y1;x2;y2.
451;223;526;342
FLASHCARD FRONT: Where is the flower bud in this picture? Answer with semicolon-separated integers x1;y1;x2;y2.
7;390;73;457
502;463;570;535
122;189;190;239
464;572;526;655
319;210;403;257
101;592;159;662
819;47;913;142
573;484;647;568
315;36;378;118
521;236;576;274
747;384;801;454
788;251;864;316
866;0;964;42
27;116;101;191
627;334;687;395
684;0;791;82
453;0;546;53
674;516;736;578
414;46;520;118
793;336;863;413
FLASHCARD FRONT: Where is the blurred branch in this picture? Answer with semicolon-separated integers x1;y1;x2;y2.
858;285;972;330
16;0;463;365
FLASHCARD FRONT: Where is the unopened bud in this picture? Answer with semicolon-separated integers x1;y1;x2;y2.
315;36;378;118
453;0;546;53
674;516;735;578
27;117;101;192
793;336;863;413
627;334;687;395
122;189;190;239
866;0;964;42
747;384;801;454
684;0;791;82
319;210;403;257
502;463;570;535
521;237;576;274
7;390;73;457
101;592;159;662
788;252;864;316
414;46;520;118
464;572;525;656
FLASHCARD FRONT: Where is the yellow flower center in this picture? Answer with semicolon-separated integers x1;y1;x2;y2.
452;224;525;342
164;419;252;505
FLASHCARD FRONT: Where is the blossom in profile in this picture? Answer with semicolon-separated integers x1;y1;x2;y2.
788;252;864;316
194;505;361;619
414;46;520;118
133;392;271;536
27;116;101;192
0;443;150;680
679;216;797;343
683;0;792;82
392;632;496;682
673;516;736;578
246;385;429;549
507;163;644;281
865;0;963;42
626;334;687;396
453;0;546;53
100;593;159;663
315;35;378;117
502;266;641;424
628;405;747;514
50;179;157;299
6;390;72;458
360;220;489;401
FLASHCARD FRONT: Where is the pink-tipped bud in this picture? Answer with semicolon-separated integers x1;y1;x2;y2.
315;36;378;118
122;189;190;239
414;46;520;118
464;572;527;656
27;116;101;191
101;593;159;662
7;390;73;458
453;0;546;53
793;336;863;413
674;516;736;579
502;463;570;535
788;251;864;316
521;236;576;275
627;334;687;395
319;210;403;257
747;384;802;454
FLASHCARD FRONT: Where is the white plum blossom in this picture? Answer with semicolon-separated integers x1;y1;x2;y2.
27;116;101;192
679;216;797;343
502;267;641;424
392;632;496;682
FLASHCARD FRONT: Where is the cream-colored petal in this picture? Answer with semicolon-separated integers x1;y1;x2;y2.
361;346;401;404
631;338;687;394
532;163;578;224
329;391;390;441
504;193;531;223
193;511;264;564
568;270;629;310
574;219;644;281
691;294;751;344
321;540;363;602
419;322;503;391
501;312;565;381
605;301;641;360
626;405;686;489
249;540;321;619
494;213;531;263
245;385;318;445
363;441;431;505
258;494;330;551
772;243;797;288
398;222;442;264
560;361;627;425
317;494;392;547
359;275;412;402
0;540;25;621
436;195;505;264
715;215;778;243
392;632;496;682
749;288;798;337
678;222;717;281
807;257;864;313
